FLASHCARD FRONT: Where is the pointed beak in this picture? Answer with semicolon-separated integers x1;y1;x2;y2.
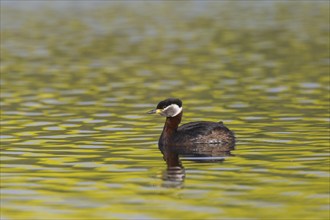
147;109;157;114
147;109;162;114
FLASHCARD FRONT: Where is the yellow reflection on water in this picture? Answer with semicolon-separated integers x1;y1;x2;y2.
1;1;329;220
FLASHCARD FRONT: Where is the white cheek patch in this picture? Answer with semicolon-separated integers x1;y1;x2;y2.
163;104;182;117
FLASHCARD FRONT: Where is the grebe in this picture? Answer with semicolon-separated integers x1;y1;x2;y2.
148;98;235;151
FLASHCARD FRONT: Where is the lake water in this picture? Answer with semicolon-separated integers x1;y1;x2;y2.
1;2;329;219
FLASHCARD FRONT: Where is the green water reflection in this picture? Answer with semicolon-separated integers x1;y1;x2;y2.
1;2;329;220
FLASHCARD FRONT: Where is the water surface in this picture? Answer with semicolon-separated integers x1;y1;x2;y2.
1;2;329;219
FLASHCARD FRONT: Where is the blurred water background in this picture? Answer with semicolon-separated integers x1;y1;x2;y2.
1;1;329;219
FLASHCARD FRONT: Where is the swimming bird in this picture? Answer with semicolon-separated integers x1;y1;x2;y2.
148;98;235;151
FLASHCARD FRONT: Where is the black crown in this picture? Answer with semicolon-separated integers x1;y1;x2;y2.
157;98;182;109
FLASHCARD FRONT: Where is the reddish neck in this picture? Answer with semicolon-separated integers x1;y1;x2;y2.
161;111;182;144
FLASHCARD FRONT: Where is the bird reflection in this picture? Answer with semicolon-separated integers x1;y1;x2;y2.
160;146;185;188
160;143;234;188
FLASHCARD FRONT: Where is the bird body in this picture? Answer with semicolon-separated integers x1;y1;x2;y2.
148;98;235;151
